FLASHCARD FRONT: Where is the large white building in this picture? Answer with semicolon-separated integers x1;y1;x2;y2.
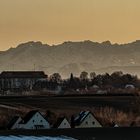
0;71;47;91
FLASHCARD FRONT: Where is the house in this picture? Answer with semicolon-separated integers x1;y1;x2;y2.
19;110;50;129
72;111;102;128
53;117;71;129
0;71;47;91
7;116;22;130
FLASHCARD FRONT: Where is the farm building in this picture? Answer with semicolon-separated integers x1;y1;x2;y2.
19;110;50;129
73;111;102;128
53;117;71;129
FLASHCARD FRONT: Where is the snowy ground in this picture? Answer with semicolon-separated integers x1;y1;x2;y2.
0;136;77;140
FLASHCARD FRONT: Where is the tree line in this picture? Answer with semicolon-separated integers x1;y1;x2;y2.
33;71;140;92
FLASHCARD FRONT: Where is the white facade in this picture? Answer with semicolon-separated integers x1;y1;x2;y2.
20;112;50;129
75;112;102;128
57;118;71;129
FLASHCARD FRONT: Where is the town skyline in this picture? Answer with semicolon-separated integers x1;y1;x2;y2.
0;0;140;50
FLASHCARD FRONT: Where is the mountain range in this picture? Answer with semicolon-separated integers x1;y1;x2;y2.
1;40;140;78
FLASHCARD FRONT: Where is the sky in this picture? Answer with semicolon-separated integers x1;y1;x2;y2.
0;0;140;50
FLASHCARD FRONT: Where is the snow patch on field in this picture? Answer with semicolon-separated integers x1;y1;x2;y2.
0;136;77;140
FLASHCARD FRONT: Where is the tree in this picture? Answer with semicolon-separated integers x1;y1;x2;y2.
70;73;74;81
50;73;61;83
80;71;88;80
111;71;124;88
90;72;96;80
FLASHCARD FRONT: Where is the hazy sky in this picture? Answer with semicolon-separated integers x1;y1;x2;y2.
0;0;140;50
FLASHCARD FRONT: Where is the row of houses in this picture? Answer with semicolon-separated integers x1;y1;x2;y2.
7;110;104;130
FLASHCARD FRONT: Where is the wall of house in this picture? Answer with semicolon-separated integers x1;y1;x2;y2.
21;112;50;129
58;118;71;129
75;113;102;128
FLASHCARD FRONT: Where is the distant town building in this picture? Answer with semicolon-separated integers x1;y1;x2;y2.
0;71;47;91
19;110;50;129
92;85;99;89
73;111;102;128
53;117;71;129
96;90;107;95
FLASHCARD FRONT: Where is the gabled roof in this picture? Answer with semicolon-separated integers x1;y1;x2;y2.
74;111;102;126
7;116;21;129
0;71;47;78
20;110;43;124
53;117;68;128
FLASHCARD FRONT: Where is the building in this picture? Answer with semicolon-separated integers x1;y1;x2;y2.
7;116;22;130
0;71;47;91
53;117;71;129
19;110;50;129
73;111;102;128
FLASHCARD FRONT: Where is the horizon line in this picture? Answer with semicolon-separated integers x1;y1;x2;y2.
1;39;140;52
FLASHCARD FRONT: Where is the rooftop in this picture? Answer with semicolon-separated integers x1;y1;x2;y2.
0;71;47;78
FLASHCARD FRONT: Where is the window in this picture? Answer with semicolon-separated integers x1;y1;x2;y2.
86;121;88;125
33;120;35;123
40;120;43;123
64;123;66;125
92;121;95;125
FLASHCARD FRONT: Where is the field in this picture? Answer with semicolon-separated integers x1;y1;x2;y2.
0;95;139;127
0;95;137;111
0;95;135;113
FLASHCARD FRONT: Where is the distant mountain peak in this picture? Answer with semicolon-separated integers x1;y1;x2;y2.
1;39;140;78
17;41;42;47
16;41;50;50
101;41;112;46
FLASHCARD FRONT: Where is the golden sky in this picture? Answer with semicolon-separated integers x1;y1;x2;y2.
0;0;140;50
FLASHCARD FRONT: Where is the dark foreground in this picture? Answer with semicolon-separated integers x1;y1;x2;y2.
0;128;140;140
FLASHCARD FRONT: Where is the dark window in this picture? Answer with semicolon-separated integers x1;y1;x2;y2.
40;120;43;122
86;121;88;124
64;123;66;125
33;120;35;123
92;121;95;125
